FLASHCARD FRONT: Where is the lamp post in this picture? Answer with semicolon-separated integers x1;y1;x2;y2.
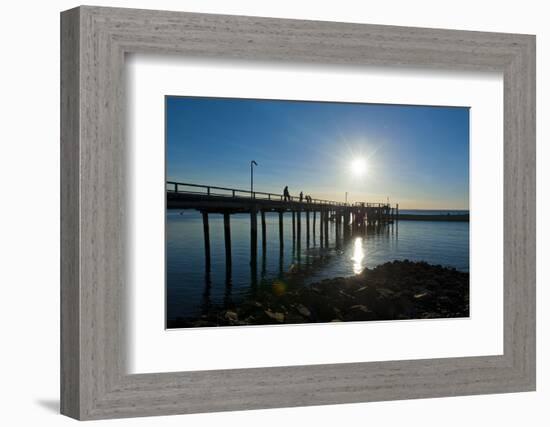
345;192;348;204
250;160;258;197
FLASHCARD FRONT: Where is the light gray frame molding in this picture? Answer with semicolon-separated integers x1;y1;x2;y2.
61;5;536;420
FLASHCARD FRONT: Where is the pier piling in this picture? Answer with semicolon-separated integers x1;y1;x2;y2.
319;210;324;247
201;211;211;271
313;211;316;240
297;209;302;249
324;209;329;247
292;211;296;243
250;207;257;266
223;212;231;271
261;210;266;254
306;210;310;247
278;211;284;251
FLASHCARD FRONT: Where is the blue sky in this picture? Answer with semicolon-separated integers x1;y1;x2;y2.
166;96;469;209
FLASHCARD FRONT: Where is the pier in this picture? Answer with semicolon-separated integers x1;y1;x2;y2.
167;181;398;271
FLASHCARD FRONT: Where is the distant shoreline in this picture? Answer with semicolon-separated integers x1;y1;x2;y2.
398;214;469;222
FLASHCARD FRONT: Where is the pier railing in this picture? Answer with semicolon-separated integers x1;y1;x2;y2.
167;181;349;206
353;201;390;208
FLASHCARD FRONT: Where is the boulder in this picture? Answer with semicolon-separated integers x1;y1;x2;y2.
264;310;285;323
295;304;312;318
224;311;238;322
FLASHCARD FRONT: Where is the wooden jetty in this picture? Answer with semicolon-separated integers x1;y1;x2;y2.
167;181;398;271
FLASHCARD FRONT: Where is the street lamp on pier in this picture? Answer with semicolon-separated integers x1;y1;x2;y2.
250;160;258;197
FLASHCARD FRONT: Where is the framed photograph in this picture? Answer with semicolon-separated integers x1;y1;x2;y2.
164;96;471;329
61;6;536;420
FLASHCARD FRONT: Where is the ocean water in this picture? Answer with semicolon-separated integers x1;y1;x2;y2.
166;210;469;322
399;209;469;216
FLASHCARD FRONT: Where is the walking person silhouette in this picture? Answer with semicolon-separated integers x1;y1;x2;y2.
283;186;290;202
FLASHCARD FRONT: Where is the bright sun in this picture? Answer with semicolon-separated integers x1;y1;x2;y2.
350;158;367;176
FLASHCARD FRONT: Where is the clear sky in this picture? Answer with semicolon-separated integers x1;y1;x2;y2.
166;96;469;209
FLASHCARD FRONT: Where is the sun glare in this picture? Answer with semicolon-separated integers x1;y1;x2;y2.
351;237;365;275
351;158;367;176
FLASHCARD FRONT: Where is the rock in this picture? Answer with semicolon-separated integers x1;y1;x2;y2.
377;288;395;299
264;310;285;323
224;311;238;322
338;289;355;299
285;313;307;324
344;304;375;321
425;279;439;288
414;291;430;299
350;304;370;313
295;304;311;318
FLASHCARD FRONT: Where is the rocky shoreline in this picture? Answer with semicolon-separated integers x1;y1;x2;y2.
167;260;469;328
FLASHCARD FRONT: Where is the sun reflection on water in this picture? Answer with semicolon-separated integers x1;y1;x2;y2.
351;237;364;274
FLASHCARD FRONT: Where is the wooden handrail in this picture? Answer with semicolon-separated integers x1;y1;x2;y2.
166;181;390;207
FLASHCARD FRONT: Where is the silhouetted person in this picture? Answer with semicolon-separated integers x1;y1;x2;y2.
283;186;290;202
300;191;304;202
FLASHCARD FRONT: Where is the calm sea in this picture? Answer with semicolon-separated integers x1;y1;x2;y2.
399;209;469;216
167;210;469;321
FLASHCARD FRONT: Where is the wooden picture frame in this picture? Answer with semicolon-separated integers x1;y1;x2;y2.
61;5;536;420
